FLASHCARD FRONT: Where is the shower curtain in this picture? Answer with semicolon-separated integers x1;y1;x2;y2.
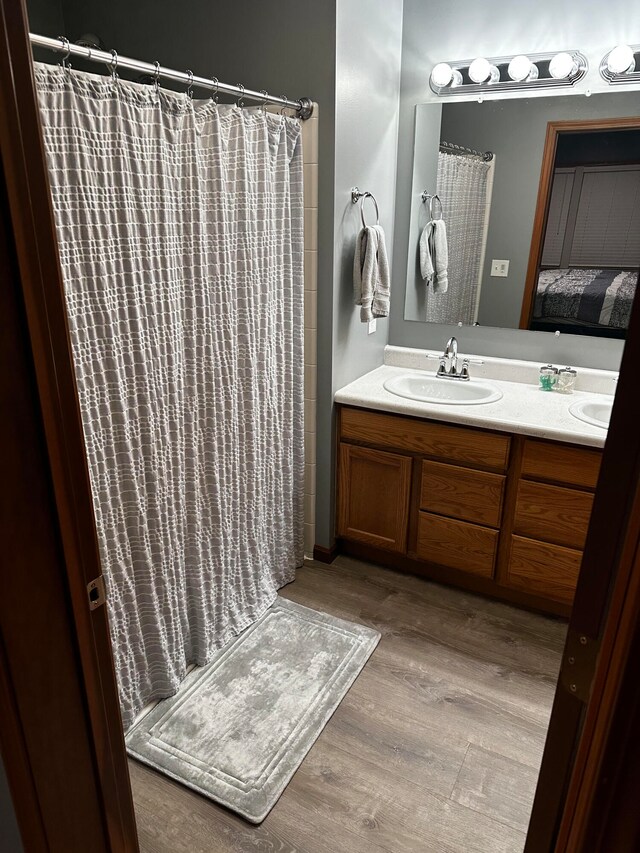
426;151;493;325
35;63;304;729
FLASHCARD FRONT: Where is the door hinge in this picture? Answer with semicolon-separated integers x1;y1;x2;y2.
87;575;107;610
559;630;599;703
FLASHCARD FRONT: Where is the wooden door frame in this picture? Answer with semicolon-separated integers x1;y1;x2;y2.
0;0;138;849
519;116;640;330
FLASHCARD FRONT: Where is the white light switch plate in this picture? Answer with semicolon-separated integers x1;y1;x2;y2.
368;319;377;334
491;259;509;277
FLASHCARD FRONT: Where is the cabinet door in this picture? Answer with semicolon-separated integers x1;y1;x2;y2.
338;444;411;552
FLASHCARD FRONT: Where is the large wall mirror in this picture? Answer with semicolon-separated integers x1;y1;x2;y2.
404;92;640;341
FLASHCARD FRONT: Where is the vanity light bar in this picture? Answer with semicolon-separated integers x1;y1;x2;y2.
429;50;588;97
600;44;640;85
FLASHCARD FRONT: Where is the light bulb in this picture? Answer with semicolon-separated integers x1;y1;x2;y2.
430;63;463;89
469;57;499;84
507;55;538;82
431;63;453;87
549;52;578;79
607;44;635;74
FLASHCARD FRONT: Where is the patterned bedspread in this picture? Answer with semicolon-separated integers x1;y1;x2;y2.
534;268;637;329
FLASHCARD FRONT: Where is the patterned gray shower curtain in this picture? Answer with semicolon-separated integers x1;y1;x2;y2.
426;151;492;325
35;63;304;729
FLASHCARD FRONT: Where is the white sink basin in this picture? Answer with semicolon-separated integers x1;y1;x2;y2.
383;373;503;405
569;398;613;429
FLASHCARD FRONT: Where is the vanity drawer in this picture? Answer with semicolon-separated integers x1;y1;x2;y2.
521;439;602;490
506;535;582;603
420;460;505;527
340;407;510;471
514;481;594;550
416;512;498;578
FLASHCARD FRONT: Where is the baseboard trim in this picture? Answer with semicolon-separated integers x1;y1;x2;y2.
312;543;339;564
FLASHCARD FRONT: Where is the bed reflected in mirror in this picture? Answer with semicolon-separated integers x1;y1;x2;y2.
521;121;640;339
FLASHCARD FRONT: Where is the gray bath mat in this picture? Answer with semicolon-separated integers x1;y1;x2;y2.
126;597;380;823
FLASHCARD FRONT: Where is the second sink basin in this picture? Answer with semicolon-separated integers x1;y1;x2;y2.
569;398;613;429
383;373;503;405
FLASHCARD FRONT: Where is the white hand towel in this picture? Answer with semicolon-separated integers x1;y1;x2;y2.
432;219;448;293
353;224;391;322
419;219;449;293
419;220;435;284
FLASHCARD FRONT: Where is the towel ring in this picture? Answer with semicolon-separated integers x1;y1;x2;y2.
430;194;443;221
350;187;380;227
360;193;379;228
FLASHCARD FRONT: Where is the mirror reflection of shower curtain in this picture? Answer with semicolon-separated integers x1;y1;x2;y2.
34;63;304;730
426;152;494;324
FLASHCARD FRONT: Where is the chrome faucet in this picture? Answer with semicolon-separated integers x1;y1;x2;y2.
443;336;458;373
436;336;462;379
429;335;483;381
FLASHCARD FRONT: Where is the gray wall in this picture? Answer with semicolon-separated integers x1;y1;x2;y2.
0;755;23;853
25;0;65;64
25;0;64;34
391;0;637;370
314;0;403;546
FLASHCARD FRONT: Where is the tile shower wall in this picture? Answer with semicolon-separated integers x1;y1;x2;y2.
302;107;319;557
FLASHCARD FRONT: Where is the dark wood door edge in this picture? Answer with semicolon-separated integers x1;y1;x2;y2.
556;493;640;850
0;1;138;849
0;641;48;851
525;186;640;851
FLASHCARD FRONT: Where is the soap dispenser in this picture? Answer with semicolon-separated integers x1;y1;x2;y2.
539;364;558;391
556;366;577;394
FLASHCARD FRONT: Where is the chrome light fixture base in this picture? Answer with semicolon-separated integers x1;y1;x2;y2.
430;50;588;97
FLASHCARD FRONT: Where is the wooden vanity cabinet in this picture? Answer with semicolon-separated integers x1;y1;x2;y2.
336;406;603;615
506;439;600;604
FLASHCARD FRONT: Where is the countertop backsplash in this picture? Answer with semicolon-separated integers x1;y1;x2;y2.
384;345;618;396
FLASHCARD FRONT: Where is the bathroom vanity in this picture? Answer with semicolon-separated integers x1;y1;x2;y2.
335;349;611;617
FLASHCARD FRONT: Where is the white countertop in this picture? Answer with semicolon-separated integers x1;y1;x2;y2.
334;348;615;448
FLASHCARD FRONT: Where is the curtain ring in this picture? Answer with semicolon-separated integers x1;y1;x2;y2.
58;36;71;69
186;69;194;99
279;95;288;116
360;192;380;228
236;83;245;108
152;61;161;95
210;76;219;104
259;89;268;114
109;49;118;80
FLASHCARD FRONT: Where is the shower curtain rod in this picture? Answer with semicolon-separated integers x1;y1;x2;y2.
29;33;314;119
440;140;494;162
